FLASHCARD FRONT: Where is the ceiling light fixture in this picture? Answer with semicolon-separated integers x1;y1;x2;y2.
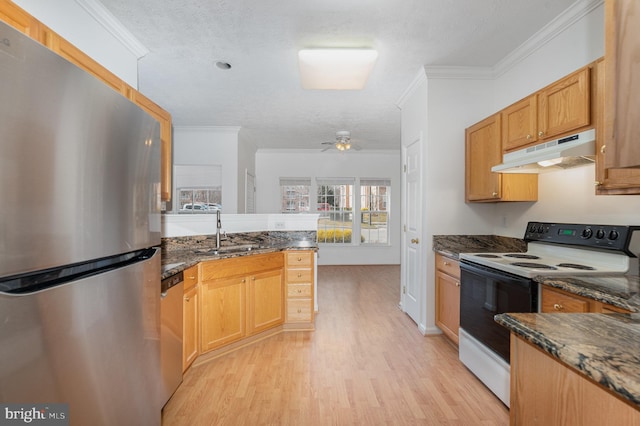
298;48;378;90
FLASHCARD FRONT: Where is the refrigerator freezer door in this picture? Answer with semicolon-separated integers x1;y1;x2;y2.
0;249;162;425
0;21;161;278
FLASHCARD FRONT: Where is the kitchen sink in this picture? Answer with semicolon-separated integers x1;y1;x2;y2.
195;244;265;255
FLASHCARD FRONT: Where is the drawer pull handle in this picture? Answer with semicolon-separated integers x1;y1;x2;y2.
553;303;564;311
297;273;302;278
297;289;302;293
443;261;450;266
297;257;303;261
297;309;302;313
188;276;196;280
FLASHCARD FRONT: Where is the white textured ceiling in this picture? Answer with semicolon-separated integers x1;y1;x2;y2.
99;0;577;151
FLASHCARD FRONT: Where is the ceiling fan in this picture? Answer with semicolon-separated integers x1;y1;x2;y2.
320;130;362;152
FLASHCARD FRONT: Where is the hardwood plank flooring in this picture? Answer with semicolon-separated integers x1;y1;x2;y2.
162;265;508;425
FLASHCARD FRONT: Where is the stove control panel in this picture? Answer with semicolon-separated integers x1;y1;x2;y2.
524;222;639;255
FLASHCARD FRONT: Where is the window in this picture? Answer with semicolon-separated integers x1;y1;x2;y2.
173;165;222;213
280;178;311;213
316;178;354;244
360;179;390;244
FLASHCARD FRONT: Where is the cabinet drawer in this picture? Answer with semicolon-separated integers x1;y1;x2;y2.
287;299;312;322
435;253;460;278
183;265;199;291
201;252;283;281
541;287;590;313
287;283;312;298
286;268;312;283
286;251;312;267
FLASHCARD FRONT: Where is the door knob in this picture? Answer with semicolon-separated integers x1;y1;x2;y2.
411;238;419;244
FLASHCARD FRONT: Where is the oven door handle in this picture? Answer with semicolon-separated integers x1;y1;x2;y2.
460;260;532;286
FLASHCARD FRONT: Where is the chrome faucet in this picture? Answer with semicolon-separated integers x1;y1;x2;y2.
216;209;222;249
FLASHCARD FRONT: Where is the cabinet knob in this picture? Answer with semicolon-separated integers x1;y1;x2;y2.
526;134;532;140
443;261;450;266
297;289;302;293
538;131;544;137
184;297;190;302
492;192;498;197
241;278;246;283
595;181;602;186
297;257;302;262
600;145;606;154
188;276;196;280
456;282;460;287
553;303;564;311
251;277;255;281
297;273;302;278
297;309;302;313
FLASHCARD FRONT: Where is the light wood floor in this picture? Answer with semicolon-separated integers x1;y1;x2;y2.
162;265;509;425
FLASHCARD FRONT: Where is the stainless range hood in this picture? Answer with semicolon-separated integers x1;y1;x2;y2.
491;128;596;173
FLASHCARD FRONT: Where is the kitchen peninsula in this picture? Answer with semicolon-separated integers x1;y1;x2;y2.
162;230;318;370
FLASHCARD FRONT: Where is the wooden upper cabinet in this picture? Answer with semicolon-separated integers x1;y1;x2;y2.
129;91;173;202
0;0;173;202
502;94;538;152
502;66;591;153
465;114;538;202
597;0;640;194
0;0;41;41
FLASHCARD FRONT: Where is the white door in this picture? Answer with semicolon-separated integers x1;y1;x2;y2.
402;138;422;324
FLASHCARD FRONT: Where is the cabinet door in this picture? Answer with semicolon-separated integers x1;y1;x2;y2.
537;67;590;140
597;0;640;194
465;114;503;201
200;276;246;352
502;94;538;152
183;284;199;372
248;269;284;335
435;271;460;344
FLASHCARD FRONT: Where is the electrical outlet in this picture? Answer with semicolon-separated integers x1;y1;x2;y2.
274;222;285;229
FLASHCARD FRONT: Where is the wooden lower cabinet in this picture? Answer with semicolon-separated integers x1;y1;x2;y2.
182;265;199;372
510;335;640;425
541;286;631;314
435;253;460;344
200;275;246;352
248;269;284;335
199;253;284;353
284;251;315;328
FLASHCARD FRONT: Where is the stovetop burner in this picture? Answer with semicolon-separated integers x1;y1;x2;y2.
556;263;596;270
510;262;558;270
504;253;540;259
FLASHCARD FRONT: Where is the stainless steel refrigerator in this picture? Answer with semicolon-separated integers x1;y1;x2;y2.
0;21;163;425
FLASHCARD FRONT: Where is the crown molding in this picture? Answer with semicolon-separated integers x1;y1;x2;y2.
75;0;149;59
493;0;603;77
396;68;427;108
416;0;603;81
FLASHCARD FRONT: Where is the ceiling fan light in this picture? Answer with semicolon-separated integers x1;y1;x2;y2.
298;49;378;90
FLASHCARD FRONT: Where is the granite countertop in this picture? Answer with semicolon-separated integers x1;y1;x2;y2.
496;312;640;408
161;231;318;279
534;275;640;313
432;234;527;259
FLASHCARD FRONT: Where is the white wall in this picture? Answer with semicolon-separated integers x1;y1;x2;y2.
490;3;640;236
14;0;140;87
173;126;241;213
162;213;319;237
237;133;258;213
256;150;401;265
